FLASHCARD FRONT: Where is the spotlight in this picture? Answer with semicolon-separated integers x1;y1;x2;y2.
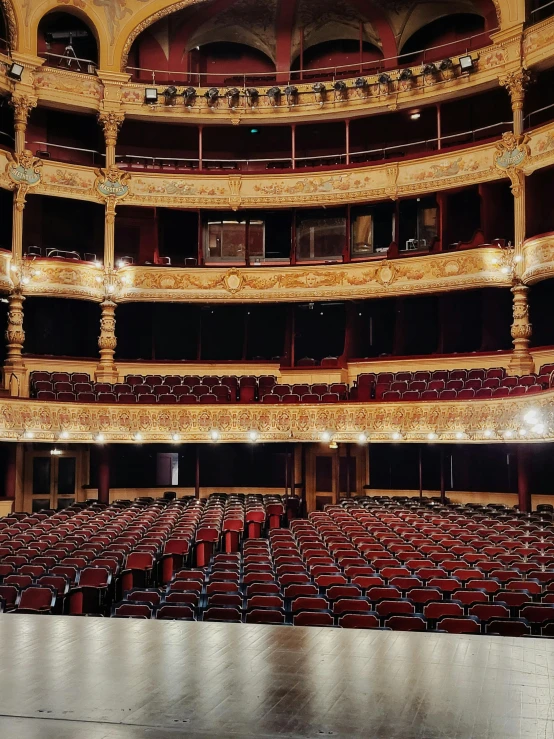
459;55;474;73
24;431;34;439
484;429;493;438
134;432;142;442
392;432;402;440
210;430;220;442
245;88;259;107
7;62;24;81
248;430;259;442
266;86;281;106
172;433;180;442
455;432;465;440
205;87;220;108
183;87;197;108
95;433;105;443
410;111;421;121
225;87;240;109
163;86;178;105
427;432;437;440
284;85;298;107
144;88;158;104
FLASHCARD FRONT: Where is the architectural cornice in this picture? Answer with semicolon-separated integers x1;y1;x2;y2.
1;389;552;444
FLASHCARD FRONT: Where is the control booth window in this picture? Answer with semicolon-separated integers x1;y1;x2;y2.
296;208;346;262
398;196;439;252
204;218;264;264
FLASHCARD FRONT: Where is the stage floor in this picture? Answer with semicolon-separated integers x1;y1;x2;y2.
0;616;553;739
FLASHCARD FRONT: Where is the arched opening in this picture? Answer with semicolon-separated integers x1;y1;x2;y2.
400;13;489;64
291;39;383;78
189;41;276;85
37;11;98;72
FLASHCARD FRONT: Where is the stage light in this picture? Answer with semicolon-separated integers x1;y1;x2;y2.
427;432;437;440
60;431;69;440
24;431;34;439
172;433;180;442
248;430;259;442
164;86;178;105
134;432;142;442
459;55;473;72
95;433;105;443
144;88;158;104
210;430;220;441
392;432;402;440
321;431;331;442
7;62;24;81
358;433;368;444
183;87;197;108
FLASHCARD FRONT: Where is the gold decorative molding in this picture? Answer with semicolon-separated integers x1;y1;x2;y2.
522;233;554;284
0;0;18;49
0;390;552;443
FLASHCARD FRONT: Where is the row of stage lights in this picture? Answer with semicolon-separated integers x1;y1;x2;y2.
143;57;474;110
20;409;549;448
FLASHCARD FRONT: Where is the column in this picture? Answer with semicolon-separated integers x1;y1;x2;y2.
508;281;534;375
9;95;36;154
96;298;118;383
4;288;26;395
97;445;110;504
104;198;117;271
517;446;531;513
11;185;26;262
98;111;124;168
500;68;531;136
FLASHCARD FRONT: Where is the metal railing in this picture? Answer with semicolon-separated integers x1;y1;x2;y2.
38;51;98;75
125;28;496;87
530;0;554;22
29;141;104;167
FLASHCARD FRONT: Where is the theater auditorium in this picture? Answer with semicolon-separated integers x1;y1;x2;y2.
0;0;554;737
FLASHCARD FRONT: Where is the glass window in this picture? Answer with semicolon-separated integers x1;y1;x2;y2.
57;457;76;496
296;214;345;261
204;219;266;263
351;213;373;257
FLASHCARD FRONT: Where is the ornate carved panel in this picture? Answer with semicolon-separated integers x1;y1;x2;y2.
0;391;551;443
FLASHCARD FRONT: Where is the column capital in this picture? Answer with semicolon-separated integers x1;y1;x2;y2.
97;110;125;148
499;68;531;110
9;94;37;125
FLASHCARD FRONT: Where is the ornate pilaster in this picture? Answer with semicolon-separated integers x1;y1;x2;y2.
499;68;531;136
96;298;118;383
4;288;26;395
98;111;124;168
508;281;534;376
104;198;117;271
5;151;43;262
9;95;37;154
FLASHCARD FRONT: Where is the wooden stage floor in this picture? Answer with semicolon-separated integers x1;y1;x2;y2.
0;615;553;739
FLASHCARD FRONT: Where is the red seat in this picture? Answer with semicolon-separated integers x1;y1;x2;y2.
385;615;426;631
156;605;195;620
293;611;334;627
245;609;285;624
436;616;480;634
113;602;153;619
16;586;56;614
338;613;379;629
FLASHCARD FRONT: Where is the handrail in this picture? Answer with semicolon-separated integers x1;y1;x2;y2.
531;0;554;14
125;28;496;85
38;51;98;73
30;141;103;156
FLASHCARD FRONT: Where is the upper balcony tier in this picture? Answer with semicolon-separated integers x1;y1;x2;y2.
1;5;553;123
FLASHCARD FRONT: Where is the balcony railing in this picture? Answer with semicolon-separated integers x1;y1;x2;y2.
125;29;495;87
38;51;98;75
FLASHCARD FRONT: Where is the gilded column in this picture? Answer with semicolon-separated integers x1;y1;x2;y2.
9;95;37;154
508;281;534;376
500;68;531;137
11;185;26;262
104;197;117;271
4;288;26;395
96;297;118;383
98;111;124;168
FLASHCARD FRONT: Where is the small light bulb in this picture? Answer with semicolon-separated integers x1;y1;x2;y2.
392;432;401;440
210;430;220;441
533;423;545;435
321;431;331;442
504;430;513;439
24;431;34;439
427;432;437;440
484;429;493;437
357;433;367;443
60;431;69;439
134;432;142;441
519;428;527;437
249;430;258;442
21;277;29;285
524;410;540;425
514;254;523;263
94;261;102;268
96;433;104;443
456;432;465;440
107;284;115;293
172;433;180;442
